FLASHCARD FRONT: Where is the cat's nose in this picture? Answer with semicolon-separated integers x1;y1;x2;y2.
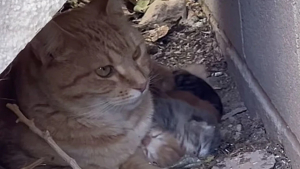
133;82;147;92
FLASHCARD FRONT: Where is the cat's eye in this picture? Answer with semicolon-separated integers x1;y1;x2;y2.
96;65;114;78
132;47;141;60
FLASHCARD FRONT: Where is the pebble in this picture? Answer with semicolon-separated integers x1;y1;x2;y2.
236;124;242;132
212;72;223;77
194;21;204;27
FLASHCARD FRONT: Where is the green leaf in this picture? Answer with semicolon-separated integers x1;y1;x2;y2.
133;0;151;13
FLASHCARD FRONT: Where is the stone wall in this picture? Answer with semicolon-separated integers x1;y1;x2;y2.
0;0;65;72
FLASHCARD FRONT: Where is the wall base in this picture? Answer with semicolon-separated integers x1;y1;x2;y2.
201;2;300;168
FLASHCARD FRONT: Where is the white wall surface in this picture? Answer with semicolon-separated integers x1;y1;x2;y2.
0;0;66;72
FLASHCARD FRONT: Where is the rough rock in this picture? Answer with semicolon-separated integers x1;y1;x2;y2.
139;0;186;25
212;150;276;169
0;0;66;72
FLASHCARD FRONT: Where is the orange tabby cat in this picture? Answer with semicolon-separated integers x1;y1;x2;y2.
0;0;168;168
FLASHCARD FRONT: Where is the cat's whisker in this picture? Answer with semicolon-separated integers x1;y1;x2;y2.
149;87;161;94
80;109;134;132
73;102;115;118
0;98;16;101
100;104;117;114
149;73;160;80
87;101;109;109
0;78;10;82
149;74;164;84
149;72;159;78
81;102;111;115
107;96;139;105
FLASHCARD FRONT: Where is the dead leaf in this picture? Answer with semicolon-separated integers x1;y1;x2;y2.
143;25;170;42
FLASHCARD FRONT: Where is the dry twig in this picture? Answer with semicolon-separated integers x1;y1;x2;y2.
22;158;45;169
6;103;82;169
221;106;247;121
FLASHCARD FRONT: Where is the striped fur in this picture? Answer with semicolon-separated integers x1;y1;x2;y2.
0;0;164;169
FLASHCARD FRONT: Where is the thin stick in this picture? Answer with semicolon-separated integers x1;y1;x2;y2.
6;103;82;169
22;158;45;169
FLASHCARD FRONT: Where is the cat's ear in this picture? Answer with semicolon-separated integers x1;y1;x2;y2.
30;21;76;65
86;0;123;16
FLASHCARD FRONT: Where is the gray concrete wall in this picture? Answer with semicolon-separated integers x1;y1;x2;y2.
0;0;66;72
202;0;300;167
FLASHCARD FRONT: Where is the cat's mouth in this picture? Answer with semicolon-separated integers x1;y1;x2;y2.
110;91;148;110
106;81;150;110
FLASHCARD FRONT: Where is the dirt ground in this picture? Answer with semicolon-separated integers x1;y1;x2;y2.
60;0;293;168
136;3;292;169
149;26;291;169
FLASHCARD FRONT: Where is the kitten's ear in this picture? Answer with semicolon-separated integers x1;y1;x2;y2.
30;21;75;65
86;0;123;16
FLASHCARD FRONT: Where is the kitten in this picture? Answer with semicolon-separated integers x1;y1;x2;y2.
141;126;185;168
154;97;221;156
149;63;175;97
172;70;223;121
141;97;220;168
0;0;169;169
143;64;223;167
150;64;223;122
166;90;220;125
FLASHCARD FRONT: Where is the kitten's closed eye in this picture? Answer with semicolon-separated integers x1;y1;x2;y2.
96;65;114;78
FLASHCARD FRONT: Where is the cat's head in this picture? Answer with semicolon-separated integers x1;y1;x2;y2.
184;121;219;157
29;0;151;113
142;128;185;168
